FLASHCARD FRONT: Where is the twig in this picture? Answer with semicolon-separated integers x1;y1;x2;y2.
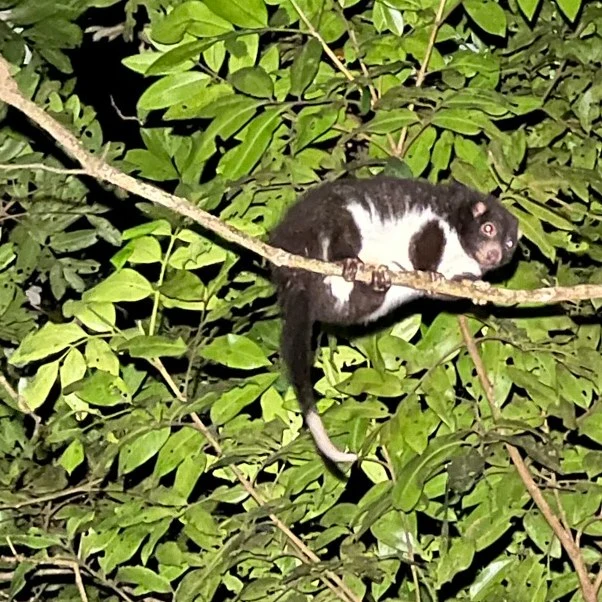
395;0;448;156
458;316;597;602
345;24;398;154
150;359;359;602
0;555;88;602
289;0;355;82
0;479;103;510
0;56;601;306
0;162;86;176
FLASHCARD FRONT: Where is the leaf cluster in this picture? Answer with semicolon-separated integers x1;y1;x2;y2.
2;0;602;600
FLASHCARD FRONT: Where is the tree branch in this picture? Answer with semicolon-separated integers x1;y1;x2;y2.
0;554;89;602
395;0;448;155
149;357;360;602
458;316;597;602
0;55;601;307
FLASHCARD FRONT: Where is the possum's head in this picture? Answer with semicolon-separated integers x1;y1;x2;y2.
456;193;520;272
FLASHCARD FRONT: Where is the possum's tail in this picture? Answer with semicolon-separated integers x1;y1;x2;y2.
280;281;357;464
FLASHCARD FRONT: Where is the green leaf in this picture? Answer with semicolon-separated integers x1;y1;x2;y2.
174;454;207;499
290;38;322;97
293;106;339;152
119;428;171;475
210;374;277;425
200;334;270;369
202;0;267;28
463;0;507;37
85;268;153;303
120;236;164;264
392;434;466;511
59;439;85;475
160;270;204;301
63;301;116;332
469;558;514;599
85;339;119;375
66;370;131;407
0;243;15;270
436;538;476;586
152;1;233;42
230;66;273;98
516;0;541;20
217;108;282;179
21;360;59;410
154;428;204;479
523;510;562;557
366;109;419;134
555;0;581;22
60;348;87;388
373;0;404;35
579;410;602;445
337;368;403;397
120;335;187;359
432;108;484;135
138;72;210;111
49;229;98;253
145;40;214;76
116;566;172;595
10;322;87;366
512;208;555;262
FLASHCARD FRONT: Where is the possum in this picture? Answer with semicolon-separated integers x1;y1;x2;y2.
269;176;519;463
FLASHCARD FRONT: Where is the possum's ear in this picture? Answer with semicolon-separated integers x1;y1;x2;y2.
472;201;487;218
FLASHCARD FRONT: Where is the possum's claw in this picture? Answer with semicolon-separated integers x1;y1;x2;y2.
371;264;391;292
341;257;363;282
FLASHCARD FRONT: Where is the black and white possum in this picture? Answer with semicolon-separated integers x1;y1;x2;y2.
269;176;519;463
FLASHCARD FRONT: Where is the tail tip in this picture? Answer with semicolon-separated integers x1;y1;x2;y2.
305;410;358;464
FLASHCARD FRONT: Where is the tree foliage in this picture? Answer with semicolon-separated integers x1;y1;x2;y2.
1;0;602;600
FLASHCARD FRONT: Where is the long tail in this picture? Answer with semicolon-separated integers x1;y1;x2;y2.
280;280;357;464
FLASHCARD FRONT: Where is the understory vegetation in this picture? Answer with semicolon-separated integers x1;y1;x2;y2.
1;0;602;600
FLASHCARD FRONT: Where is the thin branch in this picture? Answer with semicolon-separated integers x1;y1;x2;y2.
395;0;448;155
0;56;600;306
0;555;88;602
0;479;102;510
151;359;360;602
289;0;355;82
458;316;597;602
0;162;86;176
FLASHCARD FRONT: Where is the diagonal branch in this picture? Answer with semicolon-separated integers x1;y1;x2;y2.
151;358;360;602
458;316;597;602
0;57;600;308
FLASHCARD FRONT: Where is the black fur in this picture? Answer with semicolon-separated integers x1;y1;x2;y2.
409;220;445;271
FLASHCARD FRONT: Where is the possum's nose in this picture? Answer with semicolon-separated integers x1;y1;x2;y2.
487;249;501;264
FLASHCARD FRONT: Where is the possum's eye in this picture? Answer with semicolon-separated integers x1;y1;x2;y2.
505;238;514;249
481;222;496;237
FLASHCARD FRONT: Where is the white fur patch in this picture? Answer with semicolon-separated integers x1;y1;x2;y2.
437;221;481;278
348;201;436;322
325;276;354;308
323;199;482;322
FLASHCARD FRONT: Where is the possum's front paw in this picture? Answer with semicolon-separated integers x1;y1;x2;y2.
428;271;446;282
340;257;364;282
371;264;391;292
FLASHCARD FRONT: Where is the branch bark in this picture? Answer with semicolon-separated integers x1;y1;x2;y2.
0;55;600;307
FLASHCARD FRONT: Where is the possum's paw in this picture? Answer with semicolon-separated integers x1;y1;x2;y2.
340;257;364;282
371;264;391;292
